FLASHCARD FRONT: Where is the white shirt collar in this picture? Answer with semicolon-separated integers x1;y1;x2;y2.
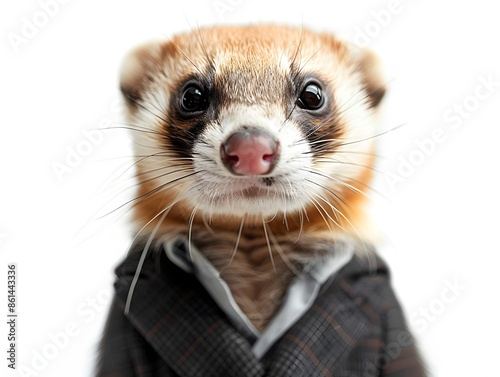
163;238;353;359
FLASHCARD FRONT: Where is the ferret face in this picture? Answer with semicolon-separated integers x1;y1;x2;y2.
120;25;385;235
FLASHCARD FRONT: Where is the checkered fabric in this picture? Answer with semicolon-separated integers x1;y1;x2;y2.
95;243;427;376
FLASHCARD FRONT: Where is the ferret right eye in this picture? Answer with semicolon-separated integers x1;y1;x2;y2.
297;83;325;110
180;85;209;113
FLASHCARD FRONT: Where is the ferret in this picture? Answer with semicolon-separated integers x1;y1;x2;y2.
97;25;426;377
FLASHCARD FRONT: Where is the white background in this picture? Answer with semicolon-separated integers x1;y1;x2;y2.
1;0;499;376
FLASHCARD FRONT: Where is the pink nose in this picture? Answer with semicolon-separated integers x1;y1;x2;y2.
220;130;279;175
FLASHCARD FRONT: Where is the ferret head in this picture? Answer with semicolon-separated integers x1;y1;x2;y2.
120;25;385;238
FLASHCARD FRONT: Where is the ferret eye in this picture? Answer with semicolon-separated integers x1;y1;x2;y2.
180;85;209;113
297;83;325;110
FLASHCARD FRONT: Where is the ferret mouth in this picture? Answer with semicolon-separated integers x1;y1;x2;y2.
211;177;277;200
191;174;305;216
238;186;268;198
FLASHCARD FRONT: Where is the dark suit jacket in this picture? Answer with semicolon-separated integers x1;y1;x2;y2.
96;243;426;377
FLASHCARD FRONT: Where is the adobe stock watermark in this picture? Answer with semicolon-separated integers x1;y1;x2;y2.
18;288;111;377
353;0;416;47
361;329;415;375
212;0;245;20
409;277;466;334
51;98;122;183
341;328;429;376
384;74;499;191
7;0;72;54
355;277;466;376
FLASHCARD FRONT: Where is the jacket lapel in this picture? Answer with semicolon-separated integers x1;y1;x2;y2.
261;255;388;376
262;281;370;376
114;246;265;377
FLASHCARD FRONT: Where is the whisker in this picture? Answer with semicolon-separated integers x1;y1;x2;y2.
279;101;299;133
193;22;215;71
295;148;385;161
262;219;276;273
305;195;334;233
331;150;385;158
313;192;345;228
302;164;390;203
299;156;385;176
200;212;217;236
116;152;192;181
303;176;348;208
309;192;348;230
305;168;363;195
187;206;199;260
96;153;191;162
99;165;193;207
304;168;388;210
165;34;205;77
94;160;193;208
220;215;245;274
295;207;306;243
292;45;324;82
134;163;192;179
267;224;301;276
102;123;166;136
312;192;376;270
263;211;279;224
336;123;407;147
291;120;405;150
283;210;290;231
98;171;199;218
124;199;177;315
125;95;170;125
288;23;304;72
336;171;391;203
334;79;394;118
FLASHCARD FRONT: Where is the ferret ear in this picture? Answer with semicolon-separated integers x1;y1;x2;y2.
351;47;386;108
119;41;163;107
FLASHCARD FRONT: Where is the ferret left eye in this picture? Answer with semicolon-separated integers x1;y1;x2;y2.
180;85;209;113
297;83;325;110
